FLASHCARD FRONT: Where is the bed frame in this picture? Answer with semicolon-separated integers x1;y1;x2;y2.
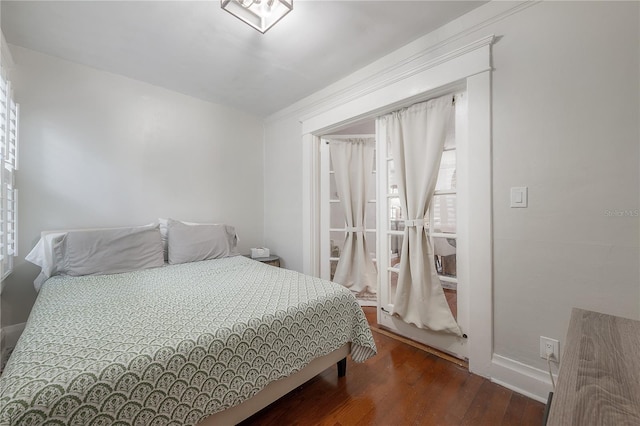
199;343;350;425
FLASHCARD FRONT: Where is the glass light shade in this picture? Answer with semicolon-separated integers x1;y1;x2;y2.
221;0;293;33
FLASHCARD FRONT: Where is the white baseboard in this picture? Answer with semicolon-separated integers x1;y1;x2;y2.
491;354;556;404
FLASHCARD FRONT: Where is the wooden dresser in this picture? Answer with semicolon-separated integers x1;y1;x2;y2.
547;308;640;425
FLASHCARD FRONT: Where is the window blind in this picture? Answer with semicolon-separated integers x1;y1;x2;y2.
0;70;18;280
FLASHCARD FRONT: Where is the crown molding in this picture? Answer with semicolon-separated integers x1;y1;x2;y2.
265;0;540;125
298;35;494;125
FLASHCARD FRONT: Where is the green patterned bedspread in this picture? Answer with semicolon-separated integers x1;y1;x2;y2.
0;256;376;425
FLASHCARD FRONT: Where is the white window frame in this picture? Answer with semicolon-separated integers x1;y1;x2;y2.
1;69;19;281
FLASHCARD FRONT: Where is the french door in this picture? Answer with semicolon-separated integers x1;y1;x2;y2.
319;135;377;306
377;93;468;360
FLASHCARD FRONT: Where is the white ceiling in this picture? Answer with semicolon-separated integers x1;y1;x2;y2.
1;1;486;116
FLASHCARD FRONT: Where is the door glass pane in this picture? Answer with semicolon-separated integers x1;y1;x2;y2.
443;287;457;320
387;159;398;194
389;270;399;303
330;231;345;259
330;202;345;229
330;260;338;281
390;219;405;233
435;150;456;191
389;234;403;267
432;194;456;233
389;197;404;231
433;237;456;278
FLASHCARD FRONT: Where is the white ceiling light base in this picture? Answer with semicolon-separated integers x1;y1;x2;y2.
221;0;293;34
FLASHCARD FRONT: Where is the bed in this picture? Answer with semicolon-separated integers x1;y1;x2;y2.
0;223;377;425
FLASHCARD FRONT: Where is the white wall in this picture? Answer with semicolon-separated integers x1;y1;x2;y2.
488;0;639;369
1;46;264;326
264;0;639;396
263;118;303;270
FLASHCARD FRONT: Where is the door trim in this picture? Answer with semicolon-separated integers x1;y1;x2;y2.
300;35;494;378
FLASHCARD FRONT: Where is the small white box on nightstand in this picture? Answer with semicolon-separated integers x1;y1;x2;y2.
251;247;270;258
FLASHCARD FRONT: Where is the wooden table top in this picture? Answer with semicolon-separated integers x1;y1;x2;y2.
547;308;640;425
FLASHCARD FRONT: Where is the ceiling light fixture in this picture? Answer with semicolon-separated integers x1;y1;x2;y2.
221;0;293;34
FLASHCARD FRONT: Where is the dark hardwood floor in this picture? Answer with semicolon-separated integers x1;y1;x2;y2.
240;307;544;425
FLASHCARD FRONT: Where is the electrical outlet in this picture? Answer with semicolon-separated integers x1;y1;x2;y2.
540;336;560;361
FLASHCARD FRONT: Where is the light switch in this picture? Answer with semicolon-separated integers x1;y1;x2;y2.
510;187;528;208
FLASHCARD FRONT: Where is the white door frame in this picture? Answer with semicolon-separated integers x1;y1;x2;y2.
300;35;494;377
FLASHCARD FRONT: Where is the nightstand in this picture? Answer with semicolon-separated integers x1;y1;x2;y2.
244;255;280;267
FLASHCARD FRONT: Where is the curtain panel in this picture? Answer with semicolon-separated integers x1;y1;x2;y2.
378;96;461;336
329;138;377;298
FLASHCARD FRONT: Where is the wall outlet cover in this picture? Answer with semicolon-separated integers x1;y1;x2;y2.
539;336;560;362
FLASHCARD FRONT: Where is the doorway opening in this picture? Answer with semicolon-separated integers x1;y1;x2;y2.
301;35;494;375
376;92;467;360
319;93;466;361
320;122;378;306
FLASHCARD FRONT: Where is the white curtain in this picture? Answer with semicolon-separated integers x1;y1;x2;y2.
379;96;461;336
329;138;377;298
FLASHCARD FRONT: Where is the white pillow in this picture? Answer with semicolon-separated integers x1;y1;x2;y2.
58;224;164;277
25;231;67;291
25;224;163;290
167;219;239;265
159;218;239;262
